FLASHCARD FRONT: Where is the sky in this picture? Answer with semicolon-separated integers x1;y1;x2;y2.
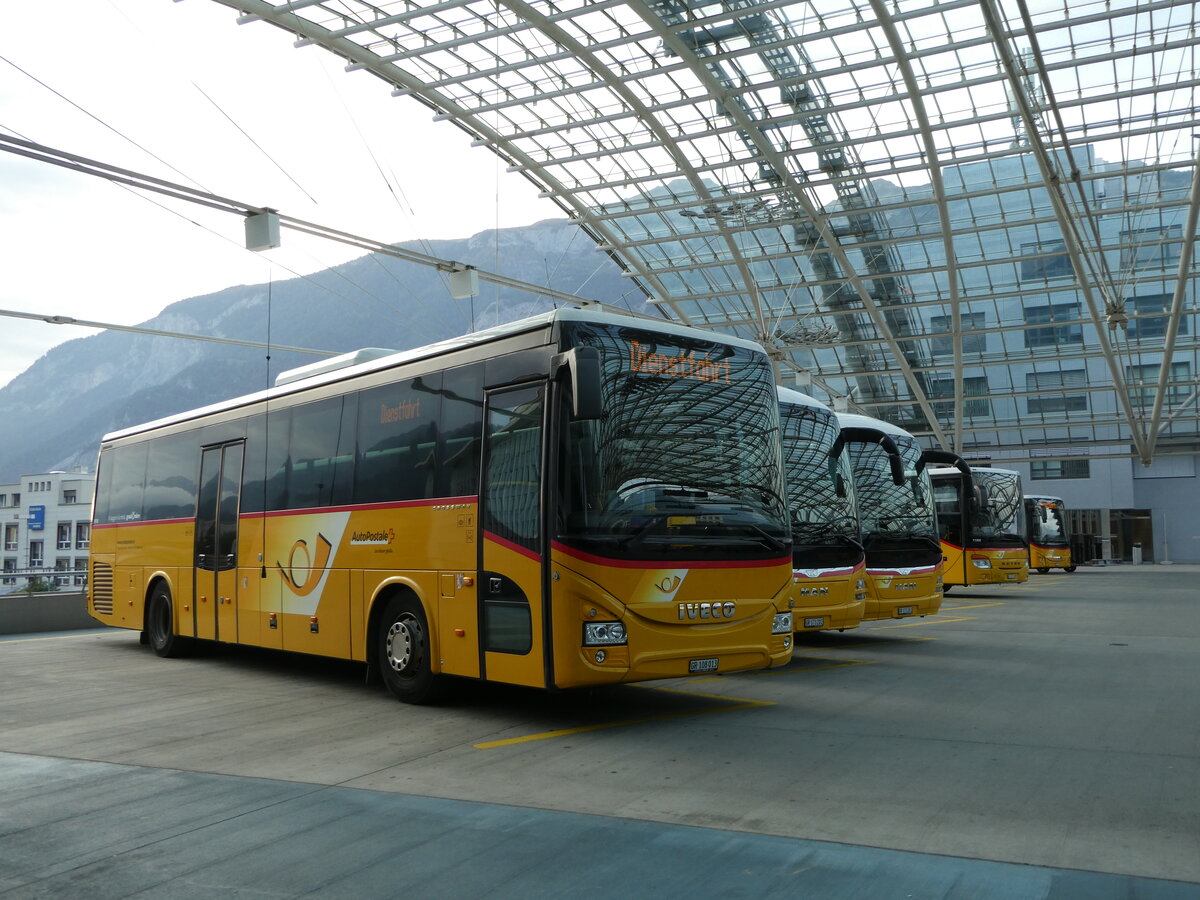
0;0;559;388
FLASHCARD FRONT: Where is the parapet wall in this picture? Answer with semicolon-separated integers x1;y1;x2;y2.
0;591;100;634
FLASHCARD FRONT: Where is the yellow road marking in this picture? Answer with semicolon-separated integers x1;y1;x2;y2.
473;684;773;749
939;601;1006;611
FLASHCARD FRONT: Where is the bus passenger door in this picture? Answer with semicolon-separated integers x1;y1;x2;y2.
479;383;547;689
195;441;244;643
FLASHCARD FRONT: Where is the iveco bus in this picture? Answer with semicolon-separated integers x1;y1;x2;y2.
88;309;796;703
778;386;866;633
836;414;943;620
929;465;1029;587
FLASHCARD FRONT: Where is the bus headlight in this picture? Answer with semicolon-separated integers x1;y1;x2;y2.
970;556;992;569
772;611;793;634
583;621;627;646
855;577;867;601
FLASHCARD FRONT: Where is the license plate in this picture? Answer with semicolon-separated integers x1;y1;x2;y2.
1007;573;1018;580
688;657;719;673
803;617;825;628
897;606;914;615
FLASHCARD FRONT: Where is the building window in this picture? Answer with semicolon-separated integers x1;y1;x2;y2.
76;523;90;549
3;523;16;551
57;523;72;550
928;376;991;419
1027;369;1088;414
63;490;77;505
1126;294;1189;341
1021;238;1074;280
929;313;987;355
1024;303;1083;348
1030;458;1090;479
1126;362;1192;408
1120;225;1182;272
29;540;44;568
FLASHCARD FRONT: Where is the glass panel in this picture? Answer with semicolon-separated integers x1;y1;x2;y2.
484;384;543;552
555;320;788;561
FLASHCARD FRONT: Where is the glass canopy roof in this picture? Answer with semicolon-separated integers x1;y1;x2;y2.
209;0;1199;465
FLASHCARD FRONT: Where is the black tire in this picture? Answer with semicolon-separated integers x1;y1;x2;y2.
941;585;951;595
1037;567;1050;574
147;583;191;658
377;595;442;704
1064;566;1077;573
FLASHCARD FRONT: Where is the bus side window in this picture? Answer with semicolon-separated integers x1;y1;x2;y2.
357;378;442;504
107;442;149;525
143;432;199;521
438;364;484;498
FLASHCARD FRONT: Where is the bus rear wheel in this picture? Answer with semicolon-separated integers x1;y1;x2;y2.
147;583;191;658
1064;566;1077;573
377;595;442;705
1037;567;1050;574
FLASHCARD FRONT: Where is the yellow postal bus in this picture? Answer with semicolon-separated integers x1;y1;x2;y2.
778;386;865;632
929;464;1029;588
1025;495;1075;573
836;414;943;621
88;309;795;703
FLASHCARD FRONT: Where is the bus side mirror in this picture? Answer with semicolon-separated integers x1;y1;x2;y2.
889;455;905;486
835;473;847;498
553;347;602;420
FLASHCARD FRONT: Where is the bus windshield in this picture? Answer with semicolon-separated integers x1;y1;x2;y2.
971;470;1025;541
848;435;938;543
1029;500;1067;543
780;402;860;565
556;321;789;560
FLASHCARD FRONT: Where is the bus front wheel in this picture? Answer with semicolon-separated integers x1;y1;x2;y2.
377;595;442;705
1037;567;1050;574
1064;566;1077;573
147;583;191;659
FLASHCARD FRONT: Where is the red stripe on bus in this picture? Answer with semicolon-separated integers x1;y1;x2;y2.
239;496;479;520
483;530;542;562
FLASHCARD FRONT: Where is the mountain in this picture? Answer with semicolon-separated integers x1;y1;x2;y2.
0;218;652;481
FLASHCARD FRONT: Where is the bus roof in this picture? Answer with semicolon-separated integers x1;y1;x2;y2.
834;411;915;439
776;384;833;412
927;465;1021;478
100;307;768;443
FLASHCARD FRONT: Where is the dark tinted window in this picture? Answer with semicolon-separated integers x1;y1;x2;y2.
243;410;290;514
143;432;198;521
289;396;356;510
357;379;439;503
438;364;484;498
106;443;148;524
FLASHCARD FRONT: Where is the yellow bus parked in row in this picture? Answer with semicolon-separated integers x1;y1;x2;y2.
929;464;1029;588
1025;495;1076;573
777;387;866;633
88;309;796;703
835;414;943;621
